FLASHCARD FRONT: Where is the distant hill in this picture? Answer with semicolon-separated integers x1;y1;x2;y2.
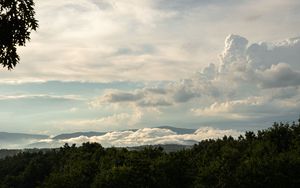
0;132;48;141
156;126;196;134
0;132;49;149
52;126;196;140
52;131;106;140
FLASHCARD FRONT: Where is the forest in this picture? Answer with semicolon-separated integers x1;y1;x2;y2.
0;119;300;188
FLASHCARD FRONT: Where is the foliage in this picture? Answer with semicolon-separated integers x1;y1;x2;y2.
1;119;300;187
0;0;38;69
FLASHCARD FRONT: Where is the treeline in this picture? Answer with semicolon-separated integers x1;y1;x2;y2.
1;120;300;187
0;149;19;159
0;149;54;160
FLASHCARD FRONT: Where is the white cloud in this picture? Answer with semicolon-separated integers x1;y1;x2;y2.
58;108;143;130
257;63;300;88
32;127;243;148
1;0;300;135
99;90;144;103
2;0;299;83
89;34;300;123
90;88;173;108
69;107;79;112
0;94;83;101
220;34;249;66
63;127;242;147
247;37;300;70
191;97;269;120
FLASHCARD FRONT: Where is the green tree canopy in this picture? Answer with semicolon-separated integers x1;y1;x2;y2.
0;0;38;69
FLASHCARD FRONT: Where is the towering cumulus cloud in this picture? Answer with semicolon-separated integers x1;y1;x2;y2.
92;35;300;122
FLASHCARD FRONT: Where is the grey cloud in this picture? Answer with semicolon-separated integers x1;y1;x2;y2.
169;78;202;103
192;94;300;121
270;87;299;100
60;1;113;12
94;80;200;107
247;37;300;70
114;44;156;56
144;87;168;95
155;0;247;11
137;99;172;107
93;89;172;108
62;4;90;12
92;34;300;122
0;94;83;101
201;63;217;79
243;14;262;22
104;91;144;103
89;0;113;10
258;63;300;88
173;87;198;103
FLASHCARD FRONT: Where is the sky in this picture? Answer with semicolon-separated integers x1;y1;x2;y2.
1;0;300;136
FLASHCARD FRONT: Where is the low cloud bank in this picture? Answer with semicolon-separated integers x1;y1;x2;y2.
30;127;243;148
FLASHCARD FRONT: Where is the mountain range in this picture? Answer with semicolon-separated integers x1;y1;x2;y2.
0;132;48;148
0;126;198;149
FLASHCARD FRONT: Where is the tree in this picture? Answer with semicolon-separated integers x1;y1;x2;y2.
0;0;38;69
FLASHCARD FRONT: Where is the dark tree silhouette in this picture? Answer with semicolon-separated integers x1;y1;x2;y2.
0;0;38;69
